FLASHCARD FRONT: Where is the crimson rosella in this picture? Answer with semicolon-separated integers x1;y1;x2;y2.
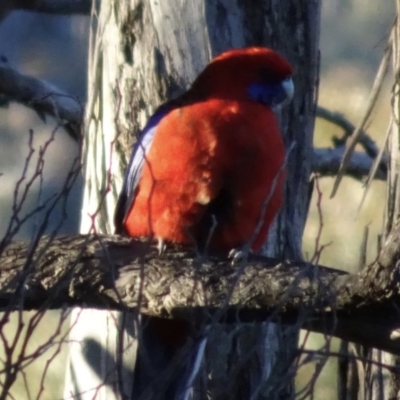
115;47;293;254
114;47;294;398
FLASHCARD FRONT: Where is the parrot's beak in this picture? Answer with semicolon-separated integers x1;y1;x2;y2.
281;77;294;105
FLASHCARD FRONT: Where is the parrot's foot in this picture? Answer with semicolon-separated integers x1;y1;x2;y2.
157;238;166;255
228;245;251;264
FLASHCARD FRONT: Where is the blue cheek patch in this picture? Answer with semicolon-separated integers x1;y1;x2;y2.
247;83;286;107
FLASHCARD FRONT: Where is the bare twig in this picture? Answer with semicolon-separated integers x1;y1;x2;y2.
358;118;392;212
316;106;388;164
330;37;392;197
309;175;332;264
315;106;388;180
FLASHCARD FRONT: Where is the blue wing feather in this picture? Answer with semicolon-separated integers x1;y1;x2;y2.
114;105;172;233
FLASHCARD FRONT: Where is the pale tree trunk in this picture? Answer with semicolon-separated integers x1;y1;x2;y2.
63;1;320;399
63;3;139;398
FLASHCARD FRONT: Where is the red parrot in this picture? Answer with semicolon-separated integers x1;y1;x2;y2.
115;47;293;254
114;47;293;398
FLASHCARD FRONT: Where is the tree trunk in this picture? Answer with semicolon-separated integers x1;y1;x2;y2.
63;1;321;398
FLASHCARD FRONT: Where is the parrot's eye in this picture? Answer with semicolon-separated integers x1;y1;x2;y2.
259;67;290;84
259;68;276;83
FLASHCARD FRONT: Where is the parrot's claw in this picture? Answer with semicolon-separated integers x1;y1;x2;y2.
157;238;166;255
228;246;250;264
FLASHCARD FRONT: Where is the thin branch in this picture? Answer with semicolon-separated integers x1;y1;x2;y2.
312;147;386;180
0;59;83;141
1;234;400;355
330;37;392;198
0;0;92;21
316;106;388;165
358;118;392;212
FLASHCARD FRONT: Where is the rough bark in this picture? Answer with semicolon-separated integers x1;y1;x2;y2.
2;234;400;357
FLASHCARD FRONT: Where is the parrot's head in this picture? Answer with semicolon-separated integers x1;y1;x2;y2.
191;47;294;108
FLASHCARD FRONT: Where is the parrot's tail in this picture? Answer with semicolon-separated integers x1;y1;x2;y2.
131;315;207;400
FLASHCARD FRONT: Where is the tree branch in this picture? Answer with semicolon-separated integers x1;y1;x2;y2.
313;147;386;180
314;106;389;180
2;234;400;355
0;59;83;141
316;106;387;163
0;0;92;20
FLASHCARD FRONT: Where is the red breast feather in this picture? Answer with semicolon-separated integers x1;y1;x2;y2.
122;47;291;252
